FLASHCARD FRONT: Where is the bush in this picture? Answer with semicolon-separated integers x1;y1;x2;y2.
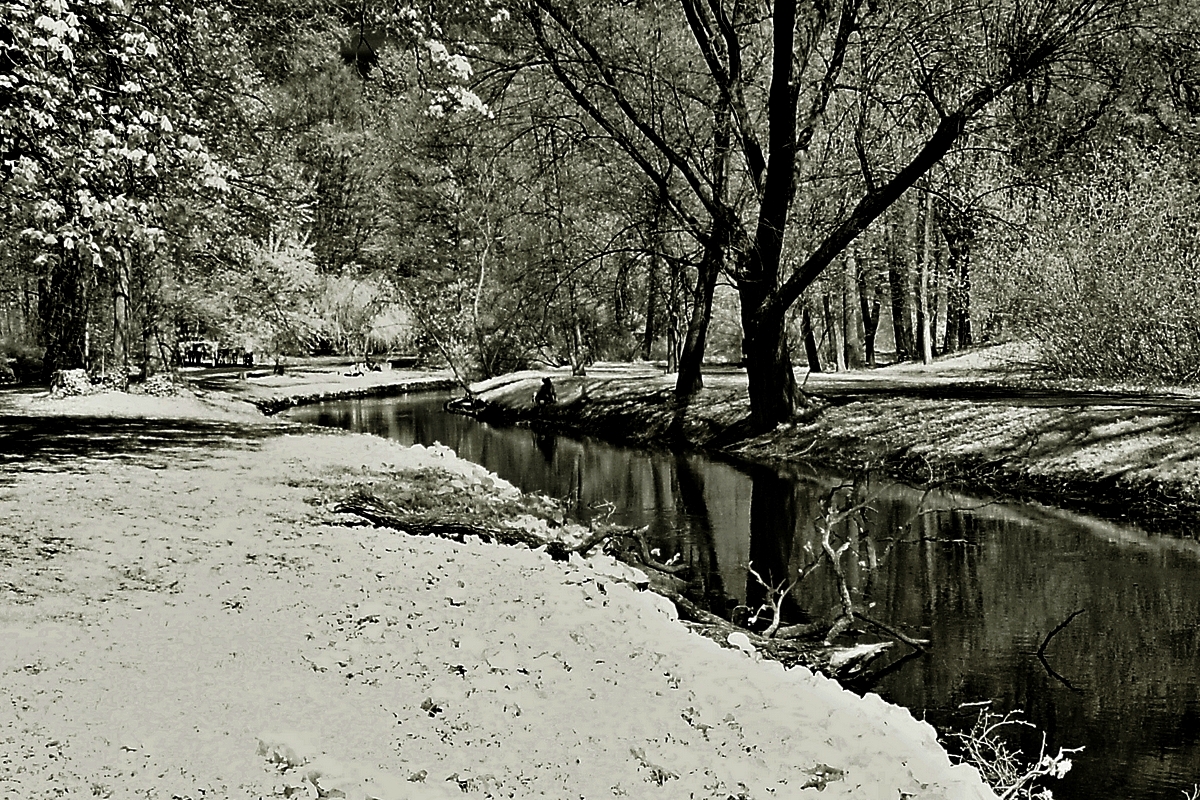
990;149;1200;383
1;341;45;385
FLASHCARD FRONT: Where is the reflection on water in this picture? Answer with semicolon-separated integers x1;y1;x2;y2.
288;393;1200;800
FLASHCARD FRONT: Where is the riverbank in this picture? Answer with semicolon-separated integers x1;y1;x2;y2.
467;346;1200;533
0;387;997;800
185;362;458;414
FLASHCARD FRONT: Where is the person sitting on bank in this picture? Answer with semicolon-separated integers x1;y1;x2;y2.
534;376;557;406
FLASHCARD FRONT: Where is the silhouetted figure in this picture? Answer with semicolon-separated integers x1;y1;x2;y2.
534;377;557;407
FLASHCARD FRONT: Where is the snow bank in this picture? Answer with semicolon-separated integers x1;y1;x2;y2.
0;395;997;800
11;386;268;422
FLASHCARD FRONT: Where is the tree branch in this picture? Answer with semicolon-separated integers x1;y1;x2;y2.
795;0;862;152
678;0;765;189
528;0;721;221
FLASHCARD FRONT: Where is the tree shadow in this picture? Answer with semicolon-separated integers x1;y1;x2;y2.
0;415;279;475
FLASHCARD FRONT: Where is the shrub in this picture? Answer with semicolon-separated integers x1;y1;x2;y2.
950;704;1079;800
991;148;1200;383
1;341;45;385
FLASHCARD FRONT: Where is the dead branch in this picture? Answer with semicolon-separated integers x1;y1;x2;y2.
852;611;930;651
820;515;856;644
573;525;620;556
337;494;638;562
336;498;575;559
337;494;684;574
1036;608;1085;692
773;620;830;640
746;561;798;638
951;705;1082;800
623;528;690;574
665;588;744;629
1038;608;1085;659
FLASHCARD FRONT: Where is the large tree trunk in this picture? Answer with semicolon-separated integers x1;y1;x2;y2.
942;217;974;352
887;209;915;363
858;265;882;368
642;186;666;361
933;222;947;350
642;252;660;362
823;291;846;372
675;226;724;398
39;251;90;382
843;250;864;368
742;297;800;430
113;251;131;381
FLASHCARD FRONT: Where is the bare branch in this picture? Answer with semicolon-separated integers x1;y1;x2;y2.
528;0;723;222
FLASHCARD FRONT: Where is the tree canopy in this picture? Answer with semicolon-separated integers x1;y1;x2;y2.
3;0;1197;416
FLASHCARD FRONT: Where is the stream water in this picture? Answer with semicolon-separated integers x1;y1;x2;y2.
287;391;1200;800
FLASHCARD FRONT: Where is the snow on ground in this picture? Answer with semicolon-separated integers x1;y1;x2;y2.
217;366;457;411
6;385;270;423
0;391;996;799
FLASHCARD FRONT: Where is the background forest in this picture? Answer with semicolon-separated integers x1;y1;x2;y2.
3;0;1200;401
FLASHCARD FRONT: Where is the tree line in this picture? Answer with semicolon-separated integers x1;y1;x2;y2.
2;0;1198;425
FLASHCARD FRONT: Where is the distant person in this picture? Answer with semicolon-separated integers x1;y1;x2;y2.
534;376;557;407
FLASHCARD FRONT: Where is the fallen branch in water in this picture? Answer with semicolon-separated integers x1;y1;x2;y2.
665;588;893;677
773;620;828;640
620;528;690;575
746;562;798;639
1036;608;1085;692
819;489;858;644
1038;608;1085;659
853;611;930;651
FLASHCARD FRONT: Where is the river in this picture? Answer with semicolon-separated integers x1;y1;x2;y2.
287;391;1200;800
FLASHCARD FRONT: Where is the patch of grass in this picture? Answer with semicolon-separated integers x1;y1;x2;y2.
301;465;570;531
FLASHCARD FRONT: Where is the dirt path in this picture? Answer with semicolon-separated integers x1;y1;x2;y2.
0;389;996;800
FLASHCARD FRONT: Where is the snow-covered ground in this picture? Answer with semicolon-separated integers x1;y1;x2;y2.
0;389;996;799
200;365;457;412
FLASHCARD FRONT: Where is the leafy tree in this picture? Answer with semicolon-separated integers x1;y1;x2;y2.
1;0;491;381
1;0;231;380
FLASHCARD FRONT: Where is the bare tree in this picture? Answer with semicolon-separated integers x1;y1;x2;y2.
516;0;1138;427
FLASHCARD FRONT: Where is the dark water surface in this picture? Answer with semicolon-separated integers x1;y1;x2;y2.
288;392;1200;800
